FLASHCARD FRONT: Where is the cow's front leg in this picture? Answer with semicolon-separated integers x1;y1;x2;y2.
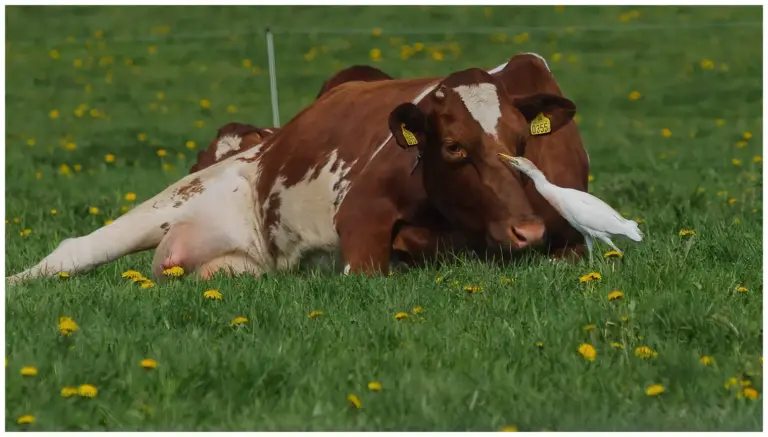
337;202;399;277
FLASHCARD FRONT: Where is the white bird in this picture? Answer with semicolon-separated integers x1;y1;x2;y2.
498;153;643;262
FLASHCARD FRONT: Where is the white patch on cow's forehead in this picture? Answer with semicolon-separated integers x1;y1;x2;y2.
452;83;502;138
215;135;243;160
267;150;356;271
522;52;551;72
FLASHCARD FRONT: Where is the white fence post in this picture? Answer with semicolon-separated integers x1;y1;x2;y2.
266;27;280;128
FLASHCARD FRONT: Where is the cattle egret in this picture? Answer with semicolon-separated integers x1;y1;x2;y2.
498;153;643;262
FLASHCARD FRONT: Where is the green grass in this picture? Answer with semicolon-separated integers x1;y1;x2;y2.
4;5;763;431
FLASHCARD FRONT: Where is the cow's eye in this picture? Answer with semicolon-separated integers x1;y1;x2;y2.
444;143;468;160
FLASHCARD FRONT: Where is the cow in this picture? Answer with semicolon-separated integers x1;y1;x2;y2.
6;59;578;285
189;55;589;265
190;65;394;175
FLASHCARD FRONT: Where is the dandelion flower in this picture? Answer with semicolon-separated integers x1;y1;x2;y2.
17;415;35;425
163;266;184;278
371;27;382;36
50;209;57;215
121;270;143;280
105;154;115;163
194;120;205;128
700;355;713;366
434;276;443;284
535;341;544;348
49;109;60;119
368;381;382;391
61;386;78;398
603;250;622;259
583;324;596;332
204;290;223;300
578;343;596;361
732;158;742;166
78;384;98;398
743;131;753;140
753;155;762;163
464;285;482;294
737;286;748;294
58;316;79;336
369;48;382;62
679;229;696;237
500;425;519;432
20;228;33;237
611;342;624;349
89;206;99;215
635;346;658;359
579;272;601;283
394;312;409;320
138;133;147;142
231;316;248;327
139;280;155;289
628;90;641;100
185;140;197;150
157;149;168;157
140;359;157;369
412;305;424;314
742;387;759;400
21;366;38;376
347;393;362;408
124;192;137;201
660;128;672;138
200;99;211;109
645;384;664;396
608;290;624;301
227;105;238;114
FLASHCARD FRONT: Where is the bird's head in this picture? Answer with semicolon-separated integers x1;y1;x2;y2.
497;153;541;177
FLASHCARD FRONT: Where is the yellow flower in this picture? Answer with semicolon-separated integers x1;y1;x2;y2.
603;250;622;259
162;266;184;277
583;324;596;332
645;384;665;396
185;140;197;150
579;272;601;283
431;51;444;61
434;276;443;284
227;105;238;114
64;141;77;151
200;99;211;109
367;381;382;391
412;305;424;315
306;310;324;318
679;229;696;237
26;137;36;146
700;355;713;366
347;393;362;408
201;289;222;300
635;346;658;359
742;387;759;400
578;343;596;361
78;384;98;398
50;209;57;215
21;366;38;376
551;52;562;63
464;285;482;294
89;206;100;215
587;174;595;182
140;359;157;369
194;120;205;128
728;198;737;205
49;109;60;119
715;119;725;126
736;140;747;148
231;316;248;327
535;341;544;348
139;279;155;289
369;48;382;62
156;149;167;157
17;415;35;425
607;290;624;301
58;316;79;336
57;272;69;279
628;90;642;101
123;192;137;202
732;158;742;166
105;154;115;163
394;312;409;320
660;128;672;138
700;59;715;70
499;425;519;432
737;286;748;294
753;155;762;163
371;27;382;37
61;386;79;398
121;270;143;279
241;58;252;68
147;45;157;54
743;131;753;140
20;228;33;237
138;133;147;142
611;342;624;349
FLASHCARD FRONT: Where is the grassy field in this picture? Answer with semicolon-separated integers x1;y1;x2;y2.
4;5;763;431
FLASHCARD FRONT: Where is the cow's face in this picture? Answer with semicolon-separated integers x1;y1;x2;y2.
388;68;576;250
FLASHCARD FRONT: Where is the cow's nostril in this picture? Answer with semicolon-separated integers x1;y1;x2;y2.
510;223;545;248
511;226;529;244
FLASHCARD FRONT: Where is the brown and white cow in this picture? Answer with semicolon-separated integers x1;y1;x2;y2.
6;59;577;284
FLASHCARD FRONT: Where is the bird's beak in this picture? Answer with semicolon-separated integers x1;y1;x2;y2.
497;152;517;166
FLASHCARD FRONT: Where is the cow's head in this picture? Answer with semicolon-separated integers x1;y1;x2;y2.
387;68;576;250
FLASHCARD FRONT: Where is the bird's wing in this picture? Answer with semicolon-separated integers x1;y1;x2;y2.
553;188;634;236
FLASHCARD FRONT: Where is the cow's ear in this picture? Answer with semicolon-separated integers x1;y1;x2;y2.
511;93;576;136
388;103;427;149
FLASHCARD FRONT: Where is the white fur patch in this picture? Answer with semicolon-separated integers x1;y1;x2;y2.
215;135;243;160
453;83;502;138
267;150;355;270
488;61;509;74
343;264;351;275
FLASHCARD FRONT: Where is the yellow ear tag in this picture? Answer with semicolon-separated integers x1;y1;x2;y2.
530;113;551;136
401;123;419;146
